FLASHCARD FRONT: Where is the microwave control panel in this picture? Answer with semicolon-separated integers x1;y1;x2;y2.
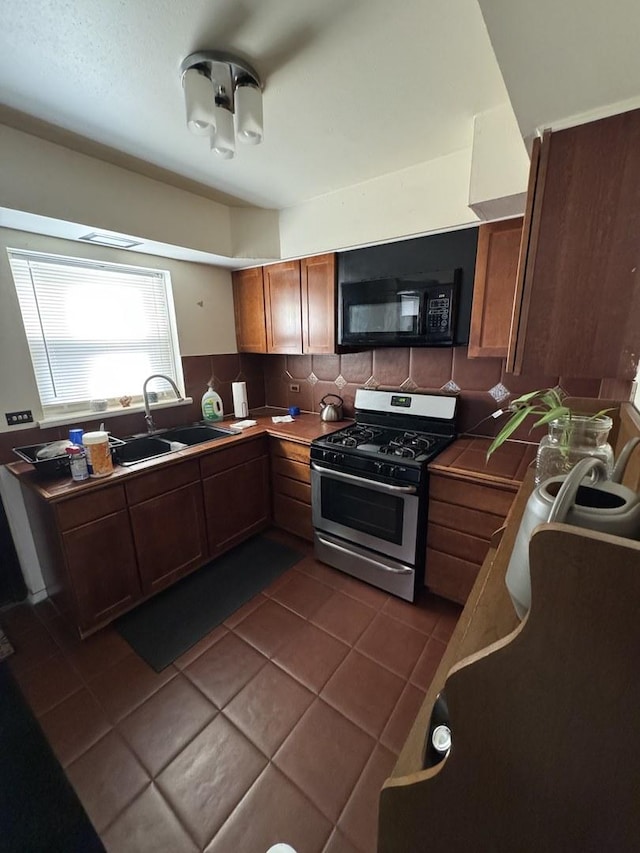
425;282;456;344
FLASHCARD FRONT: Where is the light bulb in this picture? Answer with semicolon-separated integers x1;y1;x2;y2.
210;103;235;159
183;68;216;136
235;83;263;145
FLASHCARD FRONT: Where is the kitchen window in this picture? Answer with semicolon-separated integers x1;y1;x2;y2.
7;249;185;423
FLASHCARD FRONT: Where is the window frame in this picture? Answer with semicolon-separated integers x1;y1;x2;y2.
7;248;188;427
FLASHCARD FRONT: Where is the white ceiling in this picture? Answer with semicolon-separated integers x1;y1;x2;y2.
0;0;510;210
478;0;640;140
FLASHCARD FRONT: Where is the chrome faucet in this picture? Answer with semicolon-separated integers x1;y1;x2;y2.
142;374;184;434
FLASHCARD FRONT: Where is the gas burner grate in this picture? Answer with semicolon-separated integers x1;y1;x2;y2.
378;431;438;459
326;425;384;447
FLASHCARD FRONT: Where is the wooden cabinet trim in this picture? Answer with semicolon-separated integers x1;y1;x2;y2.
273;492;313;542
204;455;270;555
301;253;336;354
232;267;267;353
129;480;208;596
200;437;268;478
56;485;127;532
468;217;523;358
429;474;515;516
270;437;311;466
125;459;200;505
426;547;481;604
507;133;547;373
61;509;141;630
272;473;311;505
428;498;504;541
264;260;303;354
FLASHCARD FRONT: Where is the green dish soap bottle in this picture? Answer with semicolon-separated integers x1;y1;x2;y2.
202;385;224;422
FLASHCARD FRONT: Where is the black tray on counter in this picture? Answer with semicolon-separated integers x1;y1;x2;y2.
12;436;125;477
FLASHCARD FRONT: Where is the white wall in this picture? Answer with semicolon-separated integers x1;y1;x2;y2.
0;228;236;432
278;148;480;259
468;103;530;220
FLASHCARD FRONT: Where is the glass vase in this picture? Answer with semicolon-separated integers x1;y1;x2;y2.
535;414;614;485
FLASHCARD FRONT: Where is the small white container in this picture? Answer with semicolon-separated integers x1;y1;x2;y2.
83;431;113;478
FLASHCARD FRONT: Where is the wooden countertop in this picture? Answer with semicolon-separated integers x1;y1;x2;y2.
5;409;348;503
430;436;536;488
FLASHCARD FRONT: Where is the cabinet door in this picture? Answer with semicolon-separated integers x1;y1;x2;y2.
301;253;336;354
62;510;141;632
129;481;207;596
203;455;270;555
264;261;303;353
232;267;267;353
468;218;523;358
508;110;640;379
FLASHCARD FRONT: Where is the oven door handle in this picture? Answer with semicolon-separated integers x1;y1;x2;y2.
311;462;417;494
315;533;414;575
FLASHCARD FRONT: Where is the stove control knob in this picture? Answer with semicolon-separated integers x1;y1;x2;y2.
374;461;384;473
387;465;398;477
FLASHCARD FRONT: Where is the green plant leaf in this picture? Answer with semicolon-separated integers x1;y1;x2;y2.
486;406;533;459
511;390;544;405
532;406;571;428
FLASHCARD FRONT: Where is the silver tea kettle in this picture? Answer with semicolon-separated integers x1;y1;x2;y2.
319;394;344;422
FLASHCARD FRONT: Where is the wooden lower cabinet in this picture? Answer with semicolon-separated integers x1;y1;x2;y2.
61;509;141;633
201;437;270;555
426;473;516;604
126;459;207;596
270;438;313;541
129;481;208;595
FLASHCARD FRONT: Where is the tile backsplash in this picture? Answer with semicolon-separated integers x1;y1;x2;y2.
0;348;631;465
260;347;632;442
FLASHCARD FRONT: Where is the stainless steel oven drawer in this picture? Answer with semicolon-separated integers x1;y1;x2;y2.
314;531;416;602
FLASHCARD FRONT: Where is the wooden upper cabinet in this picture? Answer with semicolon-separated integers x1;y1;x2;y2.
264;260;303;354
301;253;336;354
508;109;640;379
468;218;523;358
232;266;267;353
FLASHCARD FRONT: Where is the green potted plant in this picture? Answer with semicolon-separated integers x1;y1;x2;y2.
486;388;614;483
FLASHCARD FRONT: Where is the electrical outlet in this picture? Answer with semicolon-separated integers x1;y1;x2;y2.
6;410;34;426
289;383;300;393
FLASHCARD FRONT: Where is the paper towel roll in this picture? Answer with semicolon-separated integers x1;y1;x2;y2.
232;381;249;418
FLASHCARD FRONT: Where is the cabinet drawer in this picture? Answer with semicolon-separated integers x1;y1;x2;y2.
429;475;515;517
125;459;200;505
426;548;481;605
56;485;126;532
270;438;310;465
427;523;490;566
272;473;311;505
271;455;311;485
200;437;268;478
273;493;313;542
428;499;503;541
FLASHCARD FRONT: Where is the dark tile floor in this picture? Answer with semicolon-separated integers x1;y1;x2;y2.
1;532;460;853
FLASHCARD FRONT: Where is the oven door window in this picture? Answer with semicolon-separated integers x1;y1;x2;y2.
320;477;404;545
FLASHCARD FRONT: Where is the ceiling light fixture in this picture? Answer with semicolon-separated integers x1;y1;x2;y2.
79;233;142;249
180;50;263;160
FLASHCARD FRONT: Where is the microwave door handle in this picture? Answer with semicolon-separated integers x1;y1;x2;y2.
311;463;417;494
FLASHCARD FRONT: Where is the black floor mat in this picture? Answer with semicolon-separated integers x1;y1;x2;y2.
0;662;105;853
115;534;302;671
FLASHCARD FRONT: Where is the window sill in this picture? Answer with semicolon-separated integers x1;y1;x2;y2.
38;398;194;429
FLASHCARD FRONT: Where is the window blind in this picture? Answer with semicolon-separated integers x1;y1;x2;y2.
8;250;181;410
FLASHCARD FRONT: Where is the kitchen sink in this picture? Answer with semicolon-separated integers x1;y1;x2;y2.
115;436;175;466
160;425;235;446
114;425;235;466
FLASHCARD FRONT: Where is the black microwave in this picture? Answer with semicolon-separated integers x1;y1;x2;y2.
338;268;460;347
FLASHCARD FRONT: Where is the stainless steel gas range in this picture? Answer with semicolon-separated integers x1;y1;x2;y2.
311;388;457;602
